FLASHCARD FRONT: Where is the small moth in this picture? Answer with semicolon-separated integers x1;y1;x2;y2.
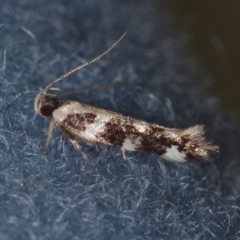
34;33;218;165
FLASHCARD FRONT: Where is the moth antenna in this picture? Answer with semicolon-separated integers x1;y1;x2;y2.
56;82;124;97
43;32;127;94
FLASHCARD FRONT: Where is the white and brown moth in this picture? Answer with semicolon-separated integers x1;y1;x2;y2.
34;33;218;165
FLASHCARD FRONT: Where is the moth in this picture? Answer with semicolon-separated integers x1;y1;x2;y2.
34;33;218;165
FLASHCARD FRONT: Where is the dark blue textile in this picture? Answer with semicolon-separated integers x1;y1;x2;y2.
0;0;239;239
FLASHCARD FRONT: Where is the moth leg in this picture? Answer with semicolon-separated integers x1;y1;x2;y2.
101;145;107;152
42;119;55;152
121;148;126;160
69;139;93;166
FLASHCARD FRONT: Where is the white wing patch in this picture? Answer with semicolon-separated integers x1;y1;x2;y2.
122;137;141;151
162;145;186;162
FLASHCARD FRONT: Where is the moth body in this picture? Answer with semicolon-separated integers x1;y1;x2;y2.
33;32;218;165
35;93;218;164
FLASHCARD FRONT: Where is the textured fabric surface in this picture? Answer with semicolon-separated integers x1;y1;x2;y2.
0;0;240;239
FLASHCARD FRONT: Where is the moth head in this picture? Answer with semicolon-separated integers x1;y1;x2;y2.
34;90;60;117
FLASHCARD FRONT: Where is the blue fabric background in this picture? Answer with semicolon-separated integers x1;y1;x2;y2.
0;0;240;239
